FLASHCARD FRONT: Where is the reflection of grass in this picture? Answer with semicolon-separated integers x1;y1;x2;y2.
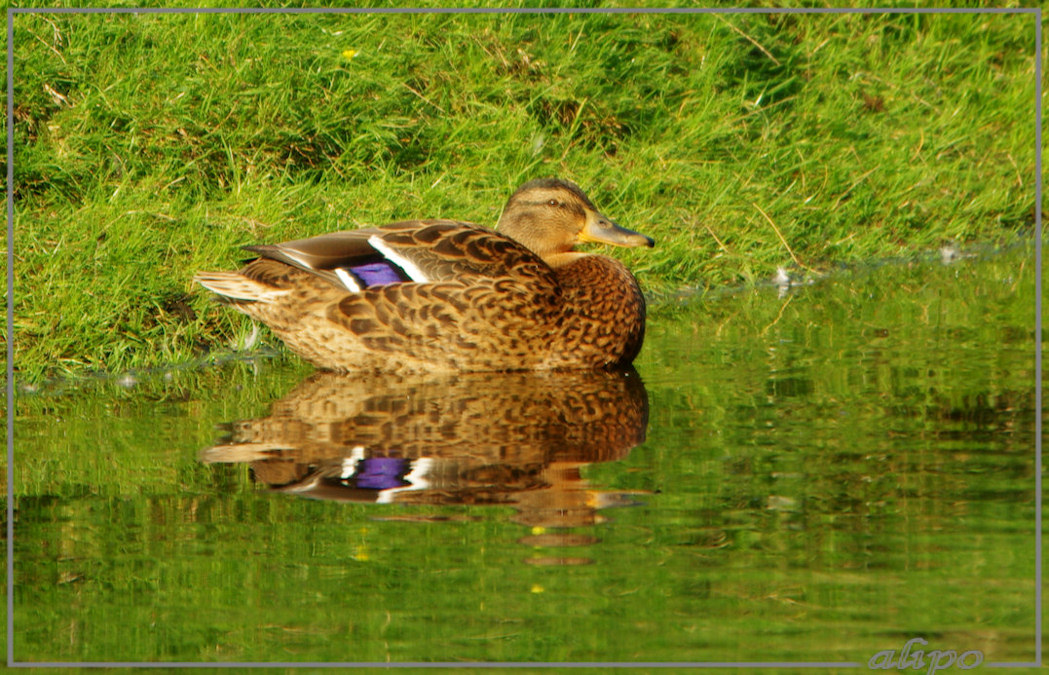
10;9;1036;380
12;250;1036;663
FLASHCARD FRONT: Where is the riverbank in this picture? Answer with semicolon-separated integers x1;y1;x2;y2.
8;8;1037;382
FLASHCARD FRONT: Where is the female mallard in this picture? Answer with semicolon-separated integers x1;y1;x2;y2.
194;178;654;372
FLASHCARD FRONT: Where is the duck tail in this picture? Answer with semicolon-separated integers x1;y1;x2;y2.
193;271;291;304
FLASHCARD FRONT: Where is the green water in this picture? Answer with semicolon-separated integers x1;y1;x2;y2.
10;246;1039;664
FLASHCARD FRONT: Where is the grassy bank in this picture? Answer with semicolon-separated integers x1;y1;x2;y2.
6;7;1038;382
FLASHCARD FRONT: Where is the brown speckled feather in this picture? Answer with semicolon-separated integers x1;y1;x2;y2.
194;178;653;372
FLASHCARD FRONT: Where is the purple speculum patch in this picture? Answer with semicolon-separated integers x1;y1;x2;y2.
351;262;405;287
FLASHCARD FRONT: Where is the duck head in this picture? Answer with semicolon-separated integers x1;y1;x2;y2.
496;178;655;258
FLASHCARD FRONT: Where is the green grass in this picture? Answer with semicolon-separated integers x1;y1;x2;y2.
6;7;1039;382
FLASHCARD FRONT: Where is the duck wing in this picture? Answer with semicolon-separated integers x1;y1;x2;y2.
245;220;553;292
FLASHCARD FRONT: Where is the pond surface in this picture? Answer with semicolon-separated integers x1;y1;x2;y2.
10;245;1039;665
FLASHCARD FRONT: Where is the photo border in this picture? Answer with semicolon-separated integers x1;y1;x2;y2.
6;5;1040;671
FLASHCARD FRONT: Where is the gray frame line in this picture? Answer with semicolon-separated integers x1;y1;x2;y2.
5;7;13;674
5;6;1042;13
16;661;863;669
4;5;1044;671
1034;10;1044;670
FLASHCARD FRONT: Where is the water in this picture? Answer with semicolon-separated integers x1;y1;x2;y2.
10;246;1038;664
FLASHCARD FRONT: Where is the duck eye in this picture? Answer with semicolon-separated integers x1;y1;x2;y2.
547;199;559;207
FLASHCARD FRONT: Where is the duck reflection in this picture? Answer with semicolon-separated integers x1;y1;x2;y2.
201;368;649;543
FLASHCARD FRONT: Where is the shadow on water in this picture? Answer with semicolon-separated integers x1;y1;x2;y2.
201;368;649;554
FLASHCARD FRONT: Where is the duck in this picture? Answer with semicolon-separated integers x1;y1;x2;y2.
193;178;654;372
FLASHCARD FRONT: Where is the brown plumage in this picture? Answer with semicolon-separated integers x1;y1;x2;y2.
194;178;654;372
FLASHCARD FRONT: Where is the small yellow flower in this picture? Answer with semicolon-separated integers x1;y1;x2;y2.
530;584;544;594
342;49;359;60
531;526;545;535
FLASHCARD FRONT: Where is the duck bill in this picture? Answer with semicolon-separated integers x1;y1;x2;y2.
580;214;655;248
